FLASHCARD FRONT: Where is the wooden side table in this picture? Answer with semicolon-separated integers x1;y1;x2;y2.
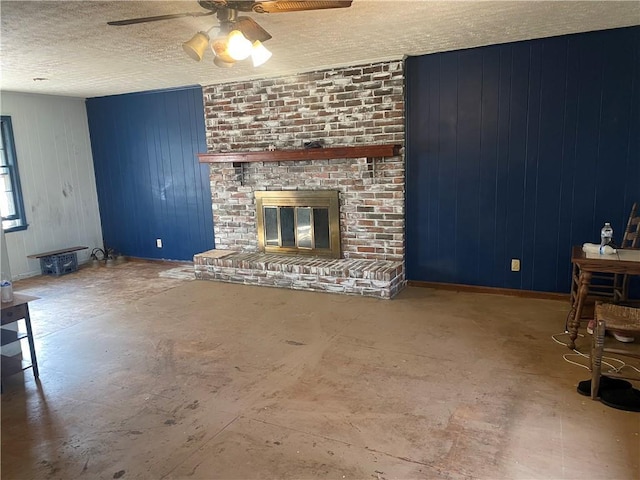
1;294;40;381
567;247;640;349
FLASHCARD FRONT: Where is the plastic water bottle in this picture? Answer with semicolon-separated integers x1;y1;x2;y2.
1;279;13;303
600;222;614;247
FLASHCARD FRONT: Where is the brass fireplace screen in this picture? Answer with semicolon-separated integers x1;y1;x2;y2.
255;190;340;258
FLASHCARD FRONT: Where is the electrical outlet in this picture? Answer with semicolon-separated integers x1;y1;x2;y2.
511;259;520;272
156;238;163;248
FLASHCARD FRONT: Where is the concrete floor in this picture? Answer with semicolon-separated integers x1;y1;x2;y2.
1;261;639;479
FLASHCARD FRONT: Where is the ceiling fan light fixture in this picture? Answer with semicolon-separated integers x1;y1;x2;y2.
182;31;210;61
110;1;356;68
213;56;235;68
211;35;236;64
226;30;252;61
251;41;272;67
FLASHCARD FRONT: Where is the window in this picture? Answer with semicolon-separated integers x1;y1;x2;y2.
1;116;27;232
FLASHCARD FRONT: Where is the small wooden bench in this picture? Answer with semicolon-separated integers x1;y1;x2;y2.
28;246;88;276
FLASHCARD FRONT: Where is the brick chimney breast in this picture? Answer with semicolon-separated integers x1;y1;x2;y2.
197;61;406;298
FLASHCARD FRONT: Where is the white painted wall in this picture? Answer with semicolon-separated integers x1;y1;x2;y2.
1;228;11;280
0;92;103;278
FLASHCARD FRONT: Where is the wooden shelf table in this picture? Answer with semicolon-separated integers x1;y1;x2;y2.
1;294;40;382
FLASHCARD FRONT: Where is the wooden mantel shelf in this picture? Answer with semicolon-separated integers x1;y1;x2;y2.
198;144;401;164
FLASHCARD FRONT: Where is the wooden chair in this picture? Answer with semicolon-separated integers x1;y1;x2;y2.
613;202;640;303
569;202;640;318
591;302;640;399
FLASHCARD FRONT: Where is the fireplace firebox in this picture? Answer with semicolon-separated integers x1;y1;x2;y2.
255;190;340;258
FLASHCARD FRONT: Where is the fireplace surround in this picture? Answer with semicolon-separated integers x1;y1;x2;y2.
194;60;406;298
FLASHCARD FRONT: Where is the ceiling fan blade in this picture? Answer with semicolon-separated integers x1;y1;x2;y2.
107;11;215;26
252;1;353;13
235;16;272;43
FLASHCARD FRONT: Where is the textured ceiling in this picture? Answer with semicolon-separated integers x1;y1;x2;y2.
1;1;639;98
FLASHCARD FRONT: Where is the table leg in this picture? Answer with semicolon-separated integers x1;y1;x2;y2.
23;306;39;378
568;270;592;350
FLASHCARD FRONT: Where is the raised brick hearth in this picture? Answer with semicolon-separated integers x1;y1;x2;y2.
196;60;406;298
194;250;404;299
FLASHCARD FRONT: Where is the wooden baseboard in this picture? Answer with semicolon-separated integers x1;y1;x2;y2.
407;280;569;301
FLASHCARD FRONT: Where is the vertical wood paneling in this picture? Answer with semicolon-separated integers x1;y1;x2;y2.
492;47;513;288
521;42;542;291
503;43;529;290
405;56;432;280
86;86;214;261
557;37;583;291
455;50;481;286
533;37;568;292
437;54;459;283
406;26;640;293
424;57;441;274
477;48;500;286
0;92;103;278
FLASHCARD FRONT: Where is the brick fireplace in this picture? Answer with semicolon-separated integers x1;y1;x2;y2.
194;60;406;298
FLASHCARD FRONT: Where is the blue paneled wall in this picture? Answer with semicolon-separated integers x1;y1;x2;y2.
86;87;214;261
406;27;639;293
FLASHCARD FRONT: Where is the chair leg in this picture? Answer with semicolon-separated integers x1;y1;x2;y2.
621;273;630;303
591;319;605;399
613;273;630;304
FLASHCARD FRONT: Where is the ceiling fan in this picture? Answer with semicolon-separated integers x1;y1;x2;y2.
108;1;354;68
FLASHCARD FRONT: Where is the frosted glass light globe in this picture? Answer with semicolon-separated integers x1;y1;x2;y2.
226;30;252;61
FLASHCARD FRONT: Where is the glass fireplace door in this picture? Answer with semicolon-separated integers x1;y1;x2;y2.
256;191;340;258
